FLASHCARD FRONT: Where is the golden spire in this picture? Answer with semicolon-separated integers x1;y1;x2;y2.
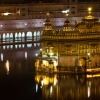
63;13;72;31
46;12;50;20
88;7;92;15
66;13;69;20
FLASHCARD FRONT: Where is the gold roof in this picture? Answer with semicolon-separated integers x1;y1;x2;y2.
84;15;95;19
82;15;98;21
75;15;100;29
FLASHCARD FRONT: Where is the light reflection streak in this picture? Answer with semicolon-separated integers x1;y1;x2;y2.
1;53;3;61
34;73;100;99
50;86;53;95
35;74;58;86
87;74;100;78
5;60;9;75
36;84;38;92
88;87;90;97
25;52;27;59
88;82;91;98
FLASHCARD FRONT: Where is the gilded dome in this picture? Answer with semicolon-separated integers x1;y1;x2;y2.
75;15;100;29
82;15;98;22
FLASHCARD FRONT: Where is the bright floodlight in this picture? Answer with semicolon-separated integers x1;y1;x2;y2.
87;53;90;56
36;53;38;56
62;9;69;13
4;12;10;16
40;48;42;51
88;7;92;12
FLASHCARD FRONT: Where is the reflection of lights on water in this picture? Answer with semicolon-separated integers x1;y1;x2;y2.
35;75;58;86
25;52;27;59
7;45;9;49
50;86;53;95
22;44;25;48
19;45;21;48
88;87;90;98
3;46;5;49
10;45;13;49
89;82;91;87
1;53;3;61
27;44;32;47
88;81;91;98
87;74;100;78
36;84;38;92
15;45;17;48
5;60;9;75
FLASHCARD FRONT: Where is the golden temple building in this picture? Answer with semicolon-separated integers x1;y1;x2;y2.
35;8;100;72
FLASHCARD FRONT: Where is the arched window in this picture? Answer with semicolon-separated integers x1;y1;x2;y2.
34;31;36;36
37;31;40;40
9;33;13;42
37;31;40;36
22;32;25;41
34;31;37;41
18;32;22;41
22;44;25;48
15;32;18;42
3;33;6;42
19;32;21;37
6;33;9;39
5;33;10;42
27;31;32;41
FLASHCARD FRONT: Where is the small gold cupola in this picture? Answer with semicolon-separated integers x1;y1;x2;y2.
63;13;72;31
44;13;53;30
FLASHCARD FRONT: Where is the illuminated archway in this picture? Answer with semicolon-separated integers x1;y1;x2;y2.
27;31;32;41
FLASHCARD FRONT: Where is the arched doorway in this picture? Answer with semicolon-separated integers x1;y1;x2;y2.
79;57;87;72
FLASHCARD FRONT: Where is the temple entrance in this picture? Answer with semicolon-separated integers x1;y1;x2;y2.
78;57;87;71
79;57;86;67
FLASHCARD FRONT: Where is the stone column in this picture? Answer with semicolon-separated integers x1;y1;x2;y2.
13;32;15;43
25;31;27;42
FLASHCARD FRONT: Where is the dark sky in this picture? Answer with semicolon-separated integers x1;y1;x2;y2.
0;0;99;4
0;0;54;3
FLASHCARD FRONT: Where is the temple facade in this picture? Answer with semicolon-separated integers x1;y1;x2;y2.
35;8;100;72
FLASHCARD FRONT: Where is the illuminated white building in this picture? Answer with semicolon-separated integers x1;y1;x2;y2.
0;0;100;45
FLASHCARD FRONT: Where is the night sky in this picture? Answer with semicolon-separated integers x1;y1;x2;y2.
0;0;99;4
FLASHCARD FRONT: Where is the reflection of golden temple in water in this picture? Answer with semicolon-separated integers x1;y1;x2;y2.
35;7;100;72
35;73;100;100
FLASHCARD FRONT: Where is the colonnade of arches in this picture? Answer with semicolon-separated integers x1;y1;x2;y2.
0;31;43;43
0;30;42;49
